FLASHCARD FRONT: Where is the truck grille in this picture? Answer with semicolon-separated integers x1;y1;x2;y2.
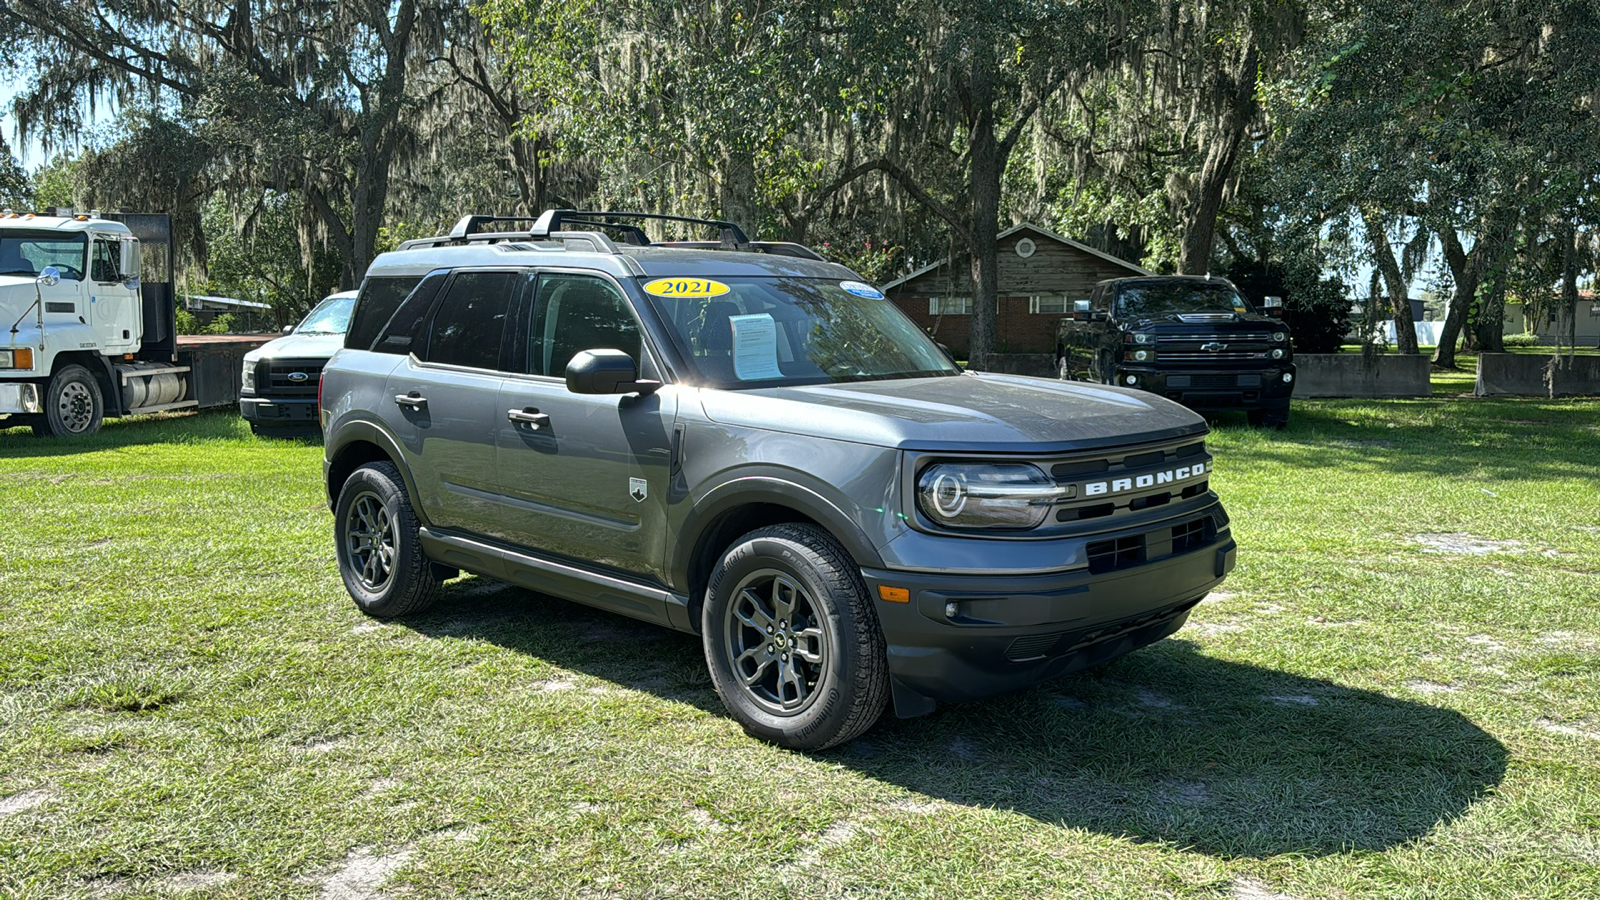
1042;438;1211;531
1155;331;1280;366
259;359;325;397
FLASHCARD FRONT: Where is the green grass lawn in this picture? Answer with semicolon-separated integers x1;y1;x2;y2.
1;394;1598;898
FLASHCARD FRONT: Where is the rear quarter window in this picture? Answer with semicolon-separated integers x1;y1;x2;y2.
345;275;425;351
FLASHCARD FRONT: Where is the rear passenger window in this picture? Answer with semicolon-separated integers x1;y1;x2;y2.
373;269;449;355
526;274;642;378
346;275;424;351
423;271;517;370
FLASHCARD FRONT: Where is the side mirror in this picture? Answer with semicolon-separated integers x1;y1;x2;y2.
36;266;60;287
282;325;296;335
565;349;661;395
1262;295;1285;318
122;274;141;289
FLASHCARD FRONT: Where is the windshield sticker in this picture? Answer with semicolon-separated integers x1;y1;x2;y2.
643;277;730;298
729;313;784;381
839;280;885;300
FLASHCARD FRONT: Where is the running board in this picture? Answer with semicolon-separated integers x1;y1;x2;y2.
126;400;200;415
418;527;695;633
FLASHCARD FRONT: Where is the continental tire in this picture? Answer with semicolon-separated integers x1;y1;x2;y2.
702;523;889;751
334;461;441;618
34;365;104;437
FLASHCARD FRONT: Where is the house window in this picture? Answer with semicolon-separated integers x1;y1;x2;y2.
1028;295;1074;315
929;296;973;316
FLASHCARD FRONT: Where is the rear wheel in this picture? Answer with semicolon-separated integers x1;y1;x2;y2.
33;365;104;437
334;461;441;617
703;524;889;751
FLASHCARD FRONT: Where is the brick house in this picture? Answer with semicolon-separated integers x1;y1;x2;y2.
881;223;1151;357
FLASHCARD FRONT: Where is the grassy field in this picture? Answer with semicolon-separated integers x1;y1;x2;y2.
1;387;1598;898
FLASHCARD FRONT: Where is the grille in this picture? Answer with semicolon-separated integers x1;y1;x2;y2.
1168;374;1259;389
1160;351;1273;362
1171;517;1207;554
1043;438;1211;531
260;359;326;397
1087;535;1143;574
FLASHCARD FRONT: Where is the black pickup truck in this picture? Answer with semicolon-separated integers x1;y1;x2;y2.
1056;275;1295;428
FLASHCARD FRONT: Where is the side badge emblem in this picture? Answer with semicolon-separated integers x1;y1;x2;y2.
629;477;648;502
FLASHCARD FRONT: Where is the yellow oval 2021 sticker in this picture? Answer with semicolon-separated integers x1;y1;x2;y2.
643;277;730;298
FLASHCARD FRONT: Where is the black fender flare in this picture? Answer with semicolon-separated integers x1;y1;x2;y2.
322;417;429;524
669;471;886;594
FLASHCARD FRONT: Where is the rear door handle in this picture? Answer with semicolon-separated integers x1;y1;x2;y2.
507;407;550;429
394;392;427;409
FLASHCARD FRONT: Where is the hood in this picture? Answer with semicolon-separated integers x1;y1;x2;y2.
696;371;1208;452
1131;312;1288;333
243;331;346;363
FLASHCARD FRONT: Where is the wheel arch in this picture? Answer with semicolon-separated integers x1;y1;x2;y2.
324;420;423;519
48;352;119;414
674;478;885;631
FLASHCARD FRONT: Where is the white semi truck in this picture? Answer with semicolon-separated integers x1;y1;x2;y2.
0;210;266;437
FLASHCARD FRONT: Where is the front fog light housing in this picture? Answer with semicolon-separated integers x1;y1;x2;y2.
917;462;1065;530
1126;375;1138;385
1282;372;1294;383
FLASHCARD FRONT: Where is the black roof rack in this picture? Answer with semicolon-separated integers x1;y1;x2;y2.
531;210;751;250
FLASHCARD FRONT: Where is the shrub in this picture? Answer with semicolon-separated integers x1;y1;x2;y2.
1503;332;1541;348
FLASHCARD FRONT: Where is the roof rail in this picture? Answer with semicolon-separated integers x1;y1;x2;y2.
531;210;751;250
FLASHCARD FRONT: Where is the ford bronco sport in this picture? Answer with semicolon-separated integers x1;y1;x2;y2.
1056;275;1296;428
321;211;1237;750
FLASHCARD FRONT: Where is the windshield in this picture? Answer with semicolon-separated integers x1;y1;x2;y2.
0;232;87;281
1115;282;1251;318
296;293;357;334
640;276;959;388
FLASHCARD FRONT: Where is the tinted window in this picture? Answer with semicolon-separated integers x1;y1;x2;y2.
527;274;642;377
346;275;424;351
424;271;517;370
372;269;449;355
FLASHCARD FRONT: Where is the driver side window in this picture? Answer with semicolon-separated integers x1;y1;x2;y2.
92;238;121;283
525;274;643;378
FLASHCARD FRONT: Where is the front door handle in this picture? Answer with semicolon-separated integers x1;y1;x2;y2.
394;392;428;410
507;407;551;429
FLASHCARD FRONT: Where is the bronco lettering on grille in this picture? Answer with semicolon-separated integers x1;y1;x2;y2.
1083;462;1206;497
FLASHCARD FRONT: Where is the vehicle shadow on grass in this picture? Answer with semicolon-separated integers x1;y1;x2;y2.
0;409;296;457
405;578;1508;860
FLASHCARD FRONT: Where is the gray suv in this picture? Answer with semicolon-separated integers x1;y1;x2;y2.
320;211;1236;750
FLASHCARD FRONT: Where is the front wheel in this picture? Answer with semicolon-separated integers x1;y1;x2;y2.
33;365;104;437
702;524;889;751
334;461;441;617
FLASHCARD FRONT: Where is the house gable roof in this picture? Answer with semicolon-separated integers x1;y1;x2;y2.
878;222;1152;292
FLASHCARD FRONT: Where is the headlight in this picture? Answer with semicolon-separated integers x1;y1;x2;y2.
1133;349;1152;362
1271;348;1285;359
1131;333;1154;344
0;349;33;369
916;463;1066;530
241;359;256;390
1272;331;1287;342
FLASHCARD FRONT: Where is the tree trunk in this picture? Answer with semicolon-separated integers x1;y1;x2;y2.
1433;228;1476;368
1360;208;1419;354
965;56;1001;371
1178;43;1258;275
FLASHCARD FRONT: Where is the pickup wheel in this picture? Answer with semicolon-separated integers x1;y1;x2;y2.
334;461;441;618
702;523;889;751
32;365;104;437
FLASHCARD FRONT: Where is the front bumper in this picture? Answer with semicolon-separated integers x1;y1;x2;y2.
240;394;319;426
0;382;41;415
1115;364;1295;410
862;519;1235;716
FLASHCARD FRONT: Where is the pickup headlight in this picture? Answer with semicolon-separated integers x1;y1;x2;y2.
0;349;34;369
1272;331;1287;342
241;359;256;390
1125;348;1155;362
916;463;1067;530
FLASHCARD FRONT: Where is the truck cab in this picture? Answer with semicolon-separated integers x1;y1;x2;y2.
1056;275;1296;428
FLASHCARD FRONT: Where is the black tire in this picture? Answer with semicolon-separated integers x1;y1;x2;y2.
1248;405;1290;429
334;461;441;618
33;365;104;437
702;523;889;751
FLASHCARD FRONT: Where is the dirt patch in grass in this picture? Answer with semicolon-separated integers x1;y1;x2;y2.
0;787;53;817
317;845;414;900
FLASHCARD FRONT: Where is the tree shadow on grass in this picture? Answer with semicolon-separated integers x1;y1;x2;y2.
403;578;1508;860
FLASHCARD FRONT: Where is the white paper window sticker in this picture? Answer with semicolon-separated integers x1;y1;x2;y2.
729;313;784;381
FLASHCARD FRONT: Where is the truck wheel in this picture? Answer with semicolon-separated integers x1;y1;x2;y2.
1248;405;1290;429
702;523;889;751
32;365;104;437
334;461;441;618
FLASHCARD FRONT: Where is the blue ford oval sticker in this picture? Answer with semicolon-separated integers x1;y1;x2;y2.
840;280;885;299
